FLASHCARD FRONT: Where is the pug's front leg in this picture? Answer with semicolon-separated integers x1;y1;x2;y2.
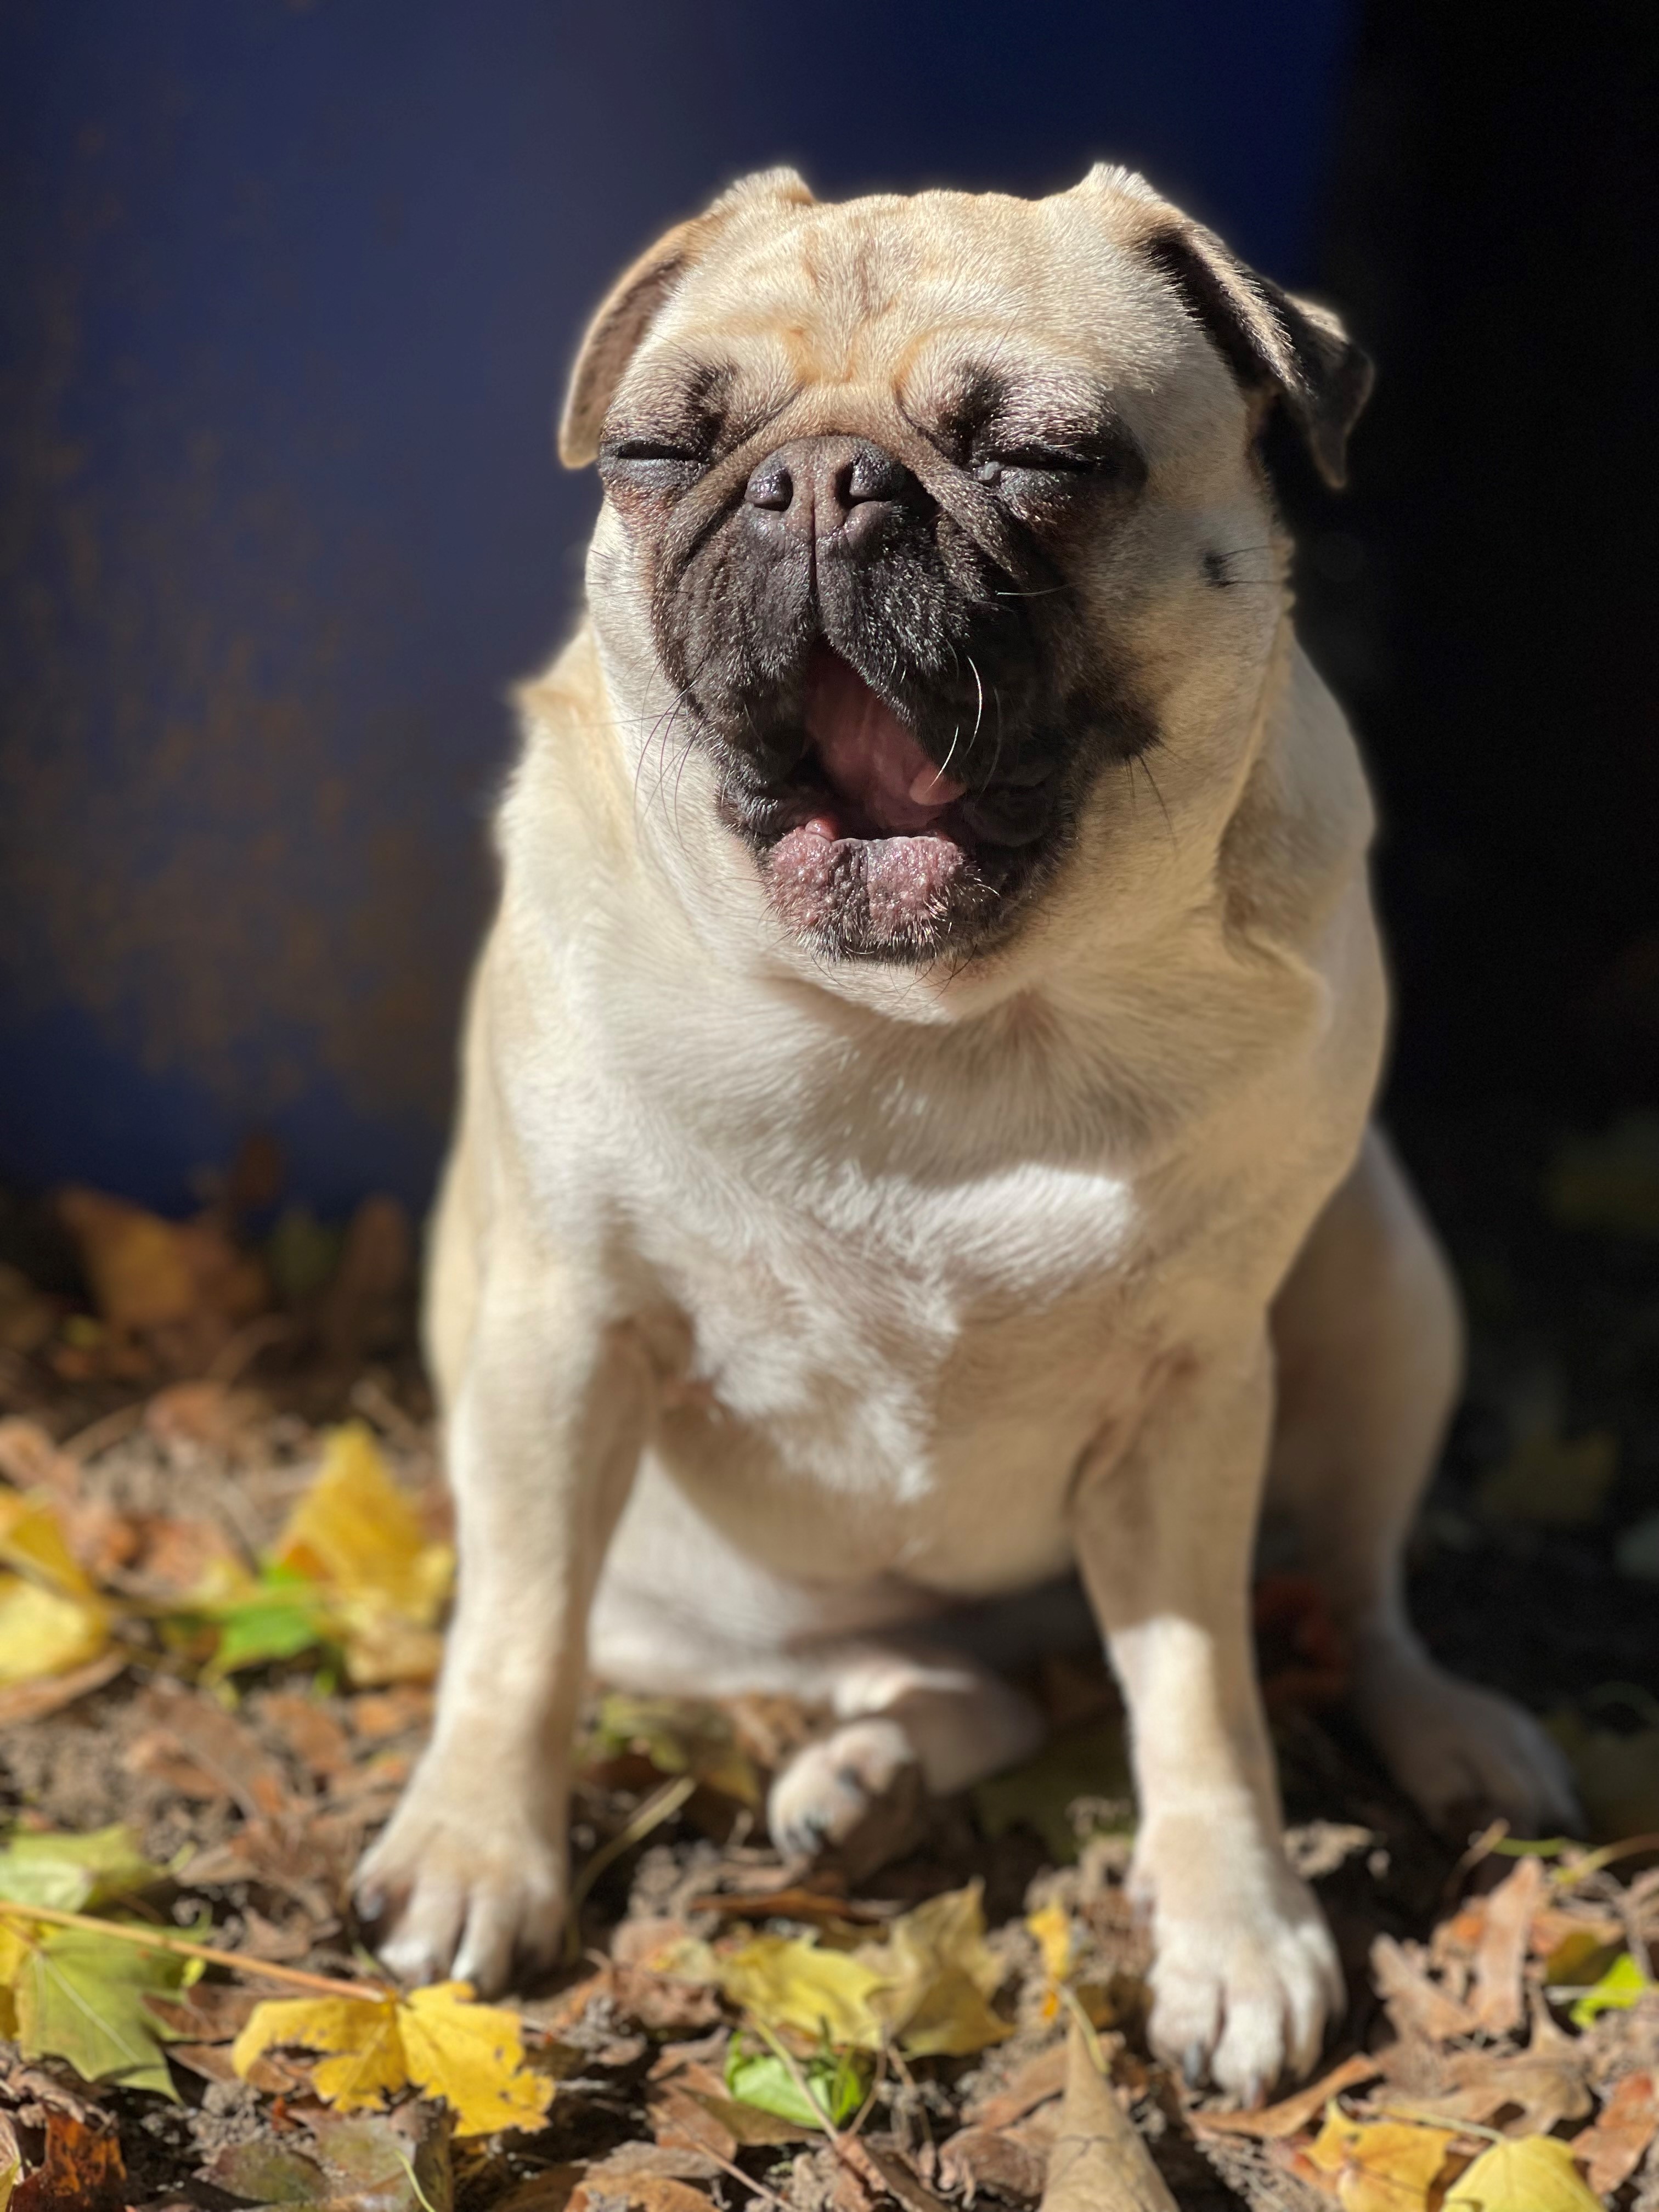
356;1249;651;1995
1073;1338;1341;2103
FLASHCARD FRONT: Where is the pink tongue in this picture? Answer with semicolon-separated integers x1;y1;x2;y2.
803;651;964;834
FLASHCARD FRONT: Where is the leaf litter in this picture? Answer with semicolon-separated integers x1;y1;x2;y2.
0;1165;1653;2207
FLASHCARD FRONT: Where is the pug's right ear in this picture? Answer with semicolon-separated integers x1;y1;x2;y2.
557;167;814;467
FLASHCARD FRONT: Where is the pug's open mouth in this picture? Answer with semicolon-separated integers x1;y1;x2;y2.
721;646;1065;962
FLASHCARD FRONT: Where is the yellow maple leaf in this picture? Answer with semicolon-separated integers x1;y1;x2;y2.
708;1882;1013;2059
1304;2106;1459;2212
397;1983;557;2136
273;1425;453;1682
718;1934;887;2048
860;1881;1012;2057
1443;2135;1601;2212
0;1490;108;1685
233;1980;551;2138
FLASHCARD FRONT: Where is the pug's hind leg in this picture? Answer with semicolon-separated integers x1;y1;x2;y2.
354;1232;653;1996
1268;1126;1579;1833
766;1647;1045;1861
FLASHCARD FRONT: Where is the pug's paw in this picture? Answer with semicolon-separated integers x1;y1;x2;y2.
1136;1814;1344;2103
768;1717;927;1874
1354;1645;1581;1836
355;1763;566;1997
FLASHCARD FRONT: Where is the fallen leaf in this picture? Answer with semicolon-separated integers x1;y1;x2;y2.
1477;1427;1618;1528
1302;2107;1460;2212
1442;2134;1600;2210
859;1881;1012;2057
972;1720;1133;1863
233;1978;553;2137
0;1915;193;2095
938;2121;1051;2204
201;2137;332;2202
0;1651;125;1730
575;2179;713;2212
57;1187;268;1371
715;1932;887;2047
584;1692;761;1807
9;2110;126;2212
125;1680;291;1819
965;2039;1071;2129
1370;1934;1479;2042
725;2033;866;2129
258;1689;354;1778
276;1421;449;1621
0;1488;109;1684
208;2103;454;2211
0;1824;168;1911
1570;2067;1658;2197
1568;1949;1650;2027
1038;2017;1176;2211
1192;2051;1381;2138
1470;1855;1544;2035
272;1422;452;1684
193;1560;336;1679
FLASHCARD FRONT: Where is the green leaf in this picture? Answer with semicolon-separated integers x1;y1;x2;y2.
201;1564;335;1678
3;1921;194;2096
725;2034;866;2131
0;1824;168;1912
1568;1950;1650;2028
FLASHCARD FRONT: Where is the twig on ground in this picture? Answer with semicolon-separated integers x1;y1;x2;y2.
0;1898;386;2002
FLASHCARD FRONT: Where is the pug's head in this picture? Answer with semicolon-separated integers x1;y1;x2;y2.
560;166;1370;971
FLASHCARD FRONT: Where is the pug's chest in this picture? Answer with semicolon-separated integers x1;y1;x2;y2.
643;1148;1175;1492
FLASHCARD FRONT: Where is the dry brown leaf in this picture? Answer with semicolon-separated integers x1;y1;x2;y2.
1371;1934;1480;2041
1570;2066;1658;2196
1193;2051;1382;2138
966;2039;1071;2130
10;2109;126;2212
573;2179;713;2212
57;1187;268;1373
1470;1856;1545;2035
257;1689;354;1778
0;1650;123;1730
938;2121;1050;2203
123;1679;291;1819
1037;2019;1176;2212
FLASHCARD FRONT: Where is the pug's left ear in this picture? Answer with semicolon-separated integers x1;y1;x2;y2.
1077;163;1374;489
558;167;814;467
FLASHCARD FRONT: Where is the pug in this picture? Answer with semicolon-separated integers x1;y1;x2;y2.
356;165;1576;2097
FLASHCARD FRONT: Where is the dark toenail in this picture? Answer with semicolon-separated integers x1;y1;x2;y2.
1183;2042;1207;2087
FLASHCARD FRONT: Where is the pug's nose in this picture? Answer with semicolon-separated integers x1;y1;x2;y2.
743;436;919;556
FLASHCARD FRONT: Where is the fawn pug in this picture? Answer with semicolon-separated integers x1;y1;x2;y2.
357;165;1575;2097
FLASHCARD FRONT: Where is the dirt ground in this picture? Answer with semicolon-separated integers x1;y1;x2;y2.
0;1127;1655;2210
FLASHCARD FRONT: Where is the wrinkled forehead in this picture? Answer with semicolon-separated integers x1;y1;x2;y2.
620;189;1181;419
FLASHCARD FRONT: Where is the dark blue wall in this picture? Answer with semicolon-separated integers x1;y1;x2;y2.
0;0;1355;1214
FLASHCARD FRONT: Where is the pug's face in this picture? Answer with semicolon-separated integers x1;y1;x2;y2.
562;167;1368;968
